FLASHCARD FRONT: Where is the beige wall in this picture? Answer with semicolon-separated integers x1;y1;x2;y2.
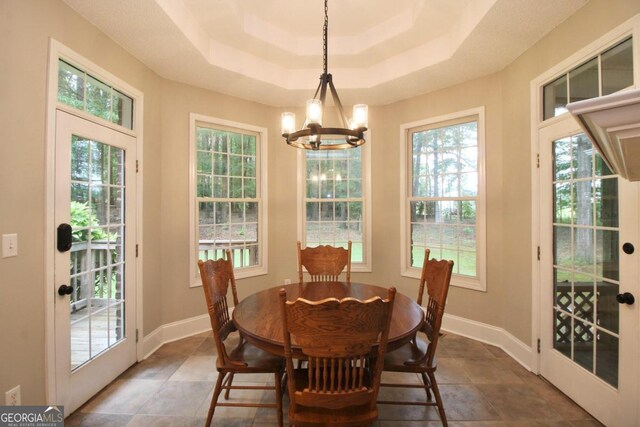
1;0;640;406
0;0;163;404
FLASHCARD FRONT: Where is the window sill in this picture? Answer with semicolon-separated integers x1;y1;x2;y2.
190;266;268;288
401;267;486;292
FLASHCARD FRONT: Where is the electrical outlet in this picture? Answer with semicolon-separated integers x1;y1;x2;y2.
2;234;18;258
284;278;291;285
5;385;21;406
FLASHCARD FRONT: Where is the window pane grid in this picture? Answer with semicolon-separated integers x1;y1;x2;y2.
409;119;479;278
57;59;134;129
304;146;365;264
196;126;260;269
542;36;633;120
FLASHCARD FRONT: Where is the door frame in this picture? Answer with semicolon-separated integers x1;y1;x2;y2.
44;39;145;405
530;13;640;376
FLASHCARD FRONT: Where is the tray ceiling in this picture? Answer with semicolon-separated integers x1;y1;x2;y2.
63;0;588;106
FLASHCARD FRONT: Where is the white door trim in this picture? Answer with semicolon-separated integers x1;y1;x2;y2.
44;39;145;405
529;12;640;377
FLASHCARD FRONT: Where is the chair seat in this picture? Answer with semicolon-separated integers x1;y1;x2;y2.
383;337;435;372
222;341;284;372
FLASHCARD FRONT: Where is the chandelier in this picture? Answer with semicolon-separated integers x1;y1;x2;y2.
281;0;368;150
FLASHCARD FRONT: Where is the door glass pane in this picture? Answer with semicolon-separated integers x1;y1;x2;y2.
86;76;112;121
58;60;85;110
552;132;619;388
544;75;568;120
602;37;633;96
554;182;571;224
569;58;599;103
553;137;571;180
596;280;619;334
553;268;571;307
596;331;619;387
553;226;572;269
69;135;126;370
112;90;134;129
597;229;619;281
553;309;572;358
573;318;594;372
573;279;594;323
595;178;618;227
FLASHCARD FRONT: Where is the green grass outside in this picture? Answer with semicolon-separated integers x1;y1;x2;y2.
411;246;476;276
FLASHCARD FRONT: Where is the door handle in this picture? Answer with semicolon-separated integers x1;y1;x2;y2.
616;292;635;305
58;284;74;296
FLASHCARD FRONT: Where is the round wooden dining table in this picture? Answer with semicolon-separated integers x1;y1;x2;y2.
233;281;424;357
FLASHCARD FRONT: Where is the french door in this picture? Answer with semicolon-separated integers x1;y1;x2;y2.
539;117;639;426
54;110;137;414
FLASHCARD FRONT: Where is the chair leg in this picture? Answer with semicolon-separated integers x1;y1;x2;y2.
427;371;447;427
420;372;432;401
274;371;284;427
223;373;235;399
206;373;226;427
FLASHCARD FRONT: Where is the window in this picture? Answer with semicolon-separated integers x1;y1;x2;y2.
401;108;486;291
299;142;371;270
190;114;268;285
57;59;134;129
543;37;633;120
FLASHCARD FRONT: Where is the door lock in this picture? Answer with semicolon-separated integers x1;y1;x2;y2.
616;292;635;305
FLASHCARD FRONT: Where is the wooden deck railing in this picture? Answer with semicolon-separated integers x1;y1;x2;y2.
198;239;259;267
70;241;119;312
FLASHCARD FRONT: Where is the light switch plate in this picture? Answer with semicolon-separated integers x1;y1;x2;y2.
2;234;18;258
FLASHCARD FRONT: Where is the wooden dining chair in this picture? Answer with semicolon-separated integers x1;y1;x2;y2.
198;251;284;427
378;249;454;427
297;240;352;283
279;287;396;426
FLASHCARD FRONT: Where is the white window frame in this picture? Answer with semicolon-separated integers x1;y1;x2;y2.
541;35;635;122
189;113;268;286
296;133;372;272
400;107;486;291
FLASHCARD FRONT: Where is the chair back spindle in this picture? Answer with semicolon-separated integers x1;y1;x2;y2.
421;256;453;365
198;251;240;367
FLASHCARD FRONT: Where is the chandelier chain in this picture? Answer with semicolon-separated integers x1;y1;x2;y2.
323;0;328;75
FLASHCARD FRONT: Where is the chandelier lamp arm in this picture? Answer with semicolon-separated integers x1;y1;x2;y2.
326;75;350;130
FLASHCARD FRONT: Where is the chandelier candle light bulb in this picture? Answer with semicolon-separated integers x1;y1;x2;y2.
281;112;296;135
306;99;323;125
352;104;368;129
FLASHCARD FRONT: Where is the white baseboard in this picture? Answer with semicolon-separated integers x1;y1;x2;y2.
141;311;534;371
442;313;533;371
142;314;211;358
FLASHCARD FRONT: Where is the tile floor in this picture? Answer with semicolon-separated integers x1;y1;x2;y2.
66;332;602;426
